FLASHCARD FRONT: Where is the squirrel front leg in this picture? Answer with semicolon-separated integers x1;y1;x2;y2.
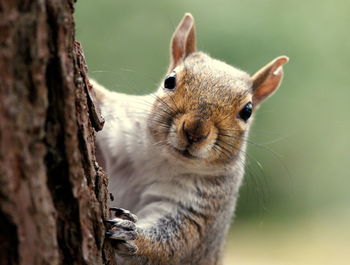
106;204;207;265
135;215;203;264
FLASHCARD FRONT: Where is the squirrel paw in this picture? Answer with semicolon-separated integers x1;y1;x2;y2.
105;208;139;256
109;207;138;222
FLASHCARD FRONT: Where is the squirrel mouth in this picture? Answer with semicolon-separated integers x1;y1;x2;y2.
172;147;196;159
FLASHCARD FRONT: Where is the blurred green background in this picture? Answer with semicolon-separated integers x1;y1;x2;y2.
75;0;350;264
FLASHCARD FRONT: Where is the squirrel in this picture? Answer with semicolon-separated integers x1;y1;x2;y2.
92;13;289;265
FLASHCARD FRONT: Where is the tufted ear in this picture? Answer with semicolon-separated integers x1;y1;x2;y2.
168;13;196;72
252;56;289;106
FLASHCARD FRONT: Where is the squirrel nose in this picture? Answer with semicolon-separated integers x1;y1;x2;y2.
182;118;210;144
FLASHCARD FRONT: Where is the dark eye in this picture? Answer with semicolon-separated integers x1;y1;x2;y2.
164;72;176;90
239;102;253;121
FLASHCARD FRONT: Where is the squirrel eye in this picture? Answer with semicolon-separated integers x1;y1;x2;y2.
239;102;253;121
164;72;176;90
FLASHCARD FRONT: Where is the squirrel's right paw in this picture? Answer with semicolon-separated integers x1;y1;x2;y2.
105;207;139;256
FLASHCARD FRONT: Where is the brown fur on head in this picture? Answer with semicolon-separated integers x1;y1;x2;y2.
148;13;288;167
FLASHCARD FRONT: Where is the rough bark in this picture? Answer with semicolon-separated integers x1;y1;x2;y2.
0;1;115;264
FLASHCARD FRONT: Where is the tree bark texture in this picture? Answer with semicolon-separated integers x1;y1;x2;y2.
0;1;116;265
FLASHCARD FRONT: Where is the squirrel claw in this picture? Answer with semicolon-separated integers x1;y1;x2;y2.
114;240;138;256
105;218;136;231
105;215;139;255
105;210;139;242
109;207;138;223
106;227;137;241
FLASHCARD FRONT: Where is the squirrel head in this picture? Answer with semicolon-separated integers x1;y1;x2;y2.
148;13;289;168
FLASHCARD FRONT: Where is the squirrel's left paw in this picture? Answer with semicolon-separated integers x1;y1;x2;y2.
108;207;138;223
105;207;139;256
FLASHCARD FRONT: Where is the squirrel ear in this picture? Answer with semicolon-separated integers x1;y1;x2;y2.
252;56;289;105
168;13;196;72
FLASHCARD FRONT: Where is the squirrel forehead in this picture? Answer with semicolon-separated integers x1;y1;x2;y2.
181;52;252;93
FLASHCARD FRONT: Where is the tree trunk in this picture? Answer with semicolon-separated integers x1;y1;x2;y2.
0;1;115;264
